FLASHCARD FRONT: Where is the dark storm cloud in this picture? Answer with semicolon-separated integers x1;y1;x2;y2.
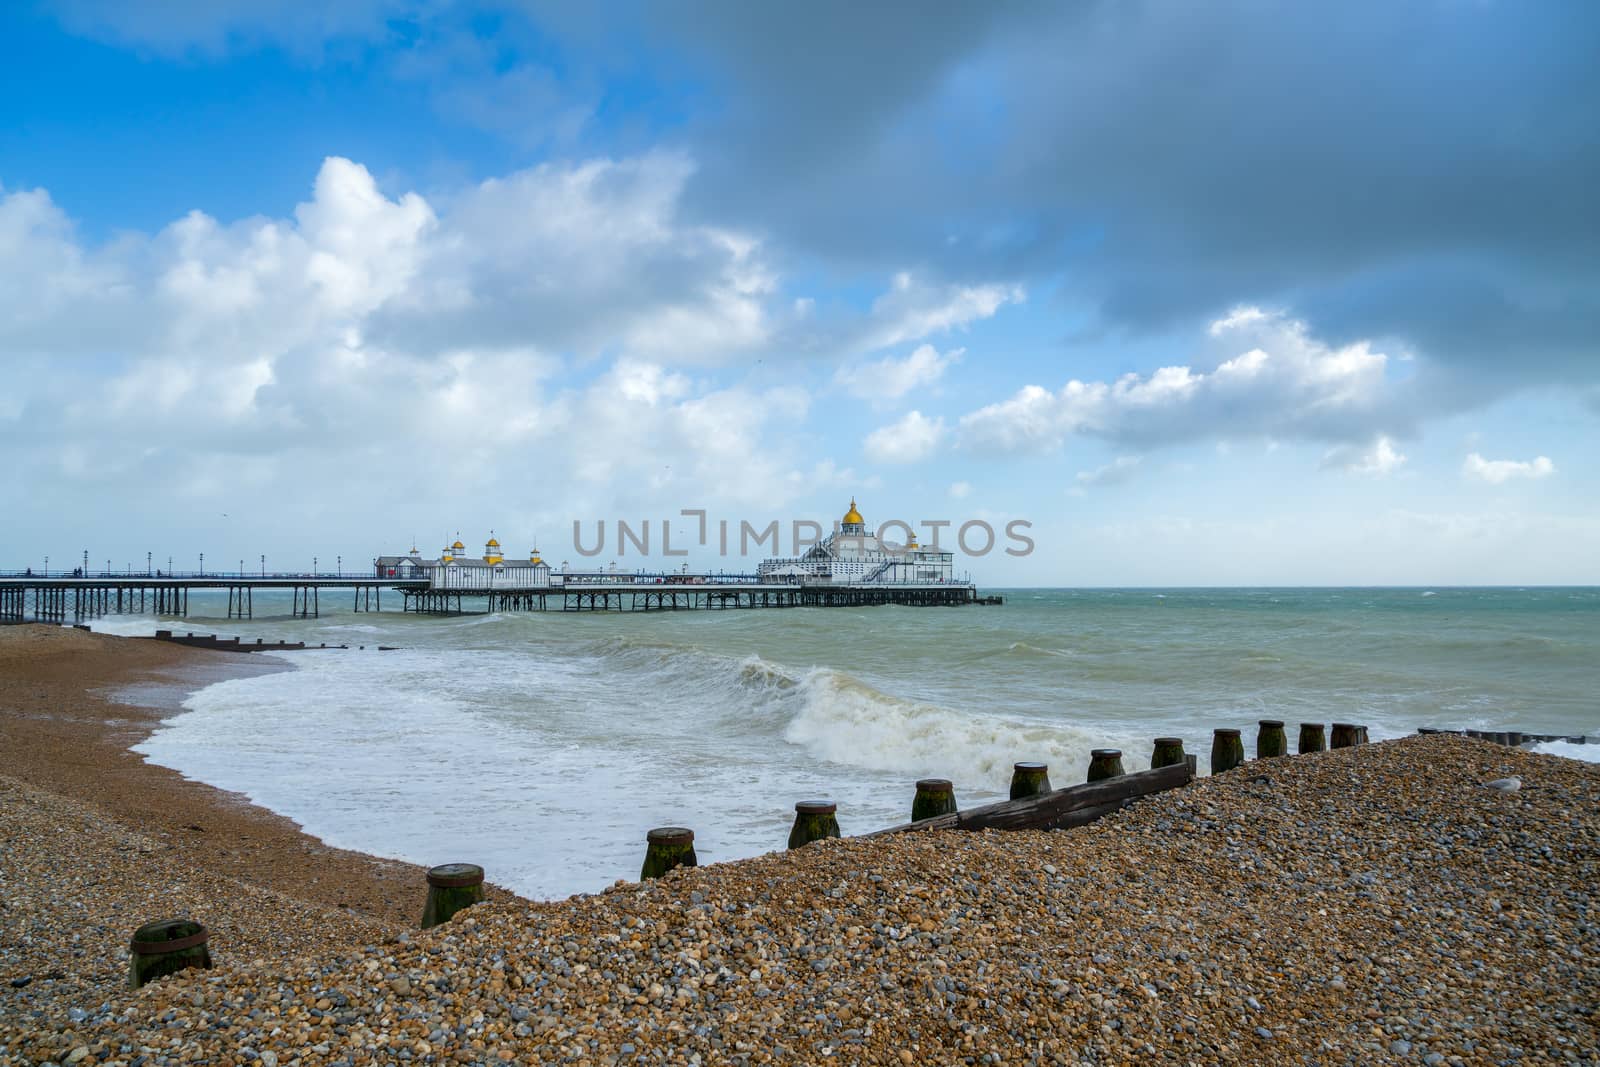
647;0;1600;386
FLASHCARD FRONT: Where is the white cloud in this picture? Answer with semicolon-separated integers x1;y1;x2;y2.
1076;455;1142;487
863;410;945;464
856;274;1022;352
1321;435;1406;476
1462;453;1556;484
959;307;1396;455
948;480;972;499
835;344;962;402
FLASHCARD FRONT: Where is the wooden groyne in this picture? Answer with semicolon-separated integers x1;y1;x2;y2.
134;630;400;654
1419;727;1591;746
125;717;1596;976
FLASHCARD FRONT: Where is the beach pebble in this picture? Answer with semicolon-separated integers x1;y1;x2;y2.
1484;777;1522;792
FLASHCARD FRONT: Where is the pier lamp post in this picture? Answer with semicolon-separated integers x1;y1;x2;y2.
313;556;318;577
337;555;342;577
260;555;265;577
199;553;204;576
239;559;243;577
44;555;49;575
83;550;88;574
167;556;172;576
147;552;152;577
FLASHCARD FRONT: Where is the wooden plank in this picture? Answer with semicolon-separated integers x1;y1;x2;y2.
864;761;1192;838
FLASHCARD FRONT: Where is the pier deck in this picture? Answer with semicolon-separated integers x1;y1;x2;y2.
0;574;985;622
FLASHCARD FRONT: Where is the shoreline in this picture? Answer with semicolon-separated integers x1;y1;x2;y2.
0;625;512;928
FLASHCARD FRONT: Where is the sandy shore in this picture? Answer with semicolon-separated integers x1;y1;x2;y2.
2;624;1597;1065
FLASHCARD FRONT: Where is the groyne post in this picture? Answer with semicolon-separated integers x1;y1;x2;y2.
1298;723;1326;753
1086;749;1125;782
1150;737;1186;769
1330;723;1364;749
912;779;957;822
1210;729;1244;774
421;863;485;929
129;919;212;989
788;801;842;849
1009;761;1051;800
1257;720;1288;758
640;828;697;879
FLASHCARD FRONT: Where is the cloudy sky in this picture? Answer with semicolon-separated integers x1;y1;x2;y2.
2;1;1596;584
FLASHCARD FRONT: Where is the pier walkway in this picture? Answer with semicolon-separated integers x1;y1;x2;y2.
0;572;985;623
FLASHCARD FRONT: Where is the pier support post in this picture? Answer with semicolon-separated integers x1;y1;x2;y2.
1086;749;1125;782
1298;723;1327;753
1150;737;1186;769
788;801;842;849
128;919;212;989
641;828;697;879
911;779;957;822
1009;761;1051;800
1210;729;1245;775
1330;723;1363;749
421;864;485;929
1256;720;1287;759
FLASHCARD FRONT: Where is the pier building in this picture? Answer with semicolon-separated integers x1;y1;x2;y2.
757;499;954;584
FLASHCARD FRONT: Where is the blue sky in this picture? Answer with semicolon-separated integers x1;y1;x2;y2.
2;1;1596;584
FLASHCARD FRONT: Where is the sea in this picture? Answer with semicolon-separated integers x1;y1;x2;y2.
90;587;1599;900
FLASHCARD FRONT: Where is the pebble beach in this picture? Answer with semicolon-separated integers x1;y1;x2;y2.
3;628;1598;1065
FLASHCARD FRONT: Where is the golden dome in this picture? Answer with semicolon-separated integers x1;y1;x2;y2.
843;498;864;525
452;539;465;550
486;537;500;547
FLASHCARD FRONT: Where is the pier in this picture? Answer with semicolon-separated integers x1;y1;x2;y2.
0;571;984;624
0;574;419;624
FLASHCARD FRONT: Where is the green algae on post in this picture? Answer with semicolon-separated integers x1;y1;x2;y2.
1086;749;1125;782
640;827;697;880
1257;720;1287;758
788;801;841;850
1298;722;1327;753
129;918;211;990
911;779;957;822
1150;737;1186;769
1009;762;1051;800
1210;728;1245;774
421;863;485;929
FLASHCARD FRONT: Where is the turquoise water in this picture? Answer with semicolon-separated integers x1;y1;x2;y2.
104;587;1599;898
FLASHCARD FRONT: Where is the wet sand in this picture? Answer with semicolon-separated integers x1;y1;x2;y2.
0;624;441;927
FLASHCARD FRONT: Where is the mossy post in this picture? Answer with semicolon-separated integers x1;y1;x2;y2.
1298;723;1327;754
1086;749;1125;782
640;827;697;880
1330;723;1362;749
129;918;211;990
788;801;841;850
1150;737;1186;769
421;863;485;929
1210;728;1245;775
1009;761;1051;800
1256;720;1287;759
912;779;957;822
